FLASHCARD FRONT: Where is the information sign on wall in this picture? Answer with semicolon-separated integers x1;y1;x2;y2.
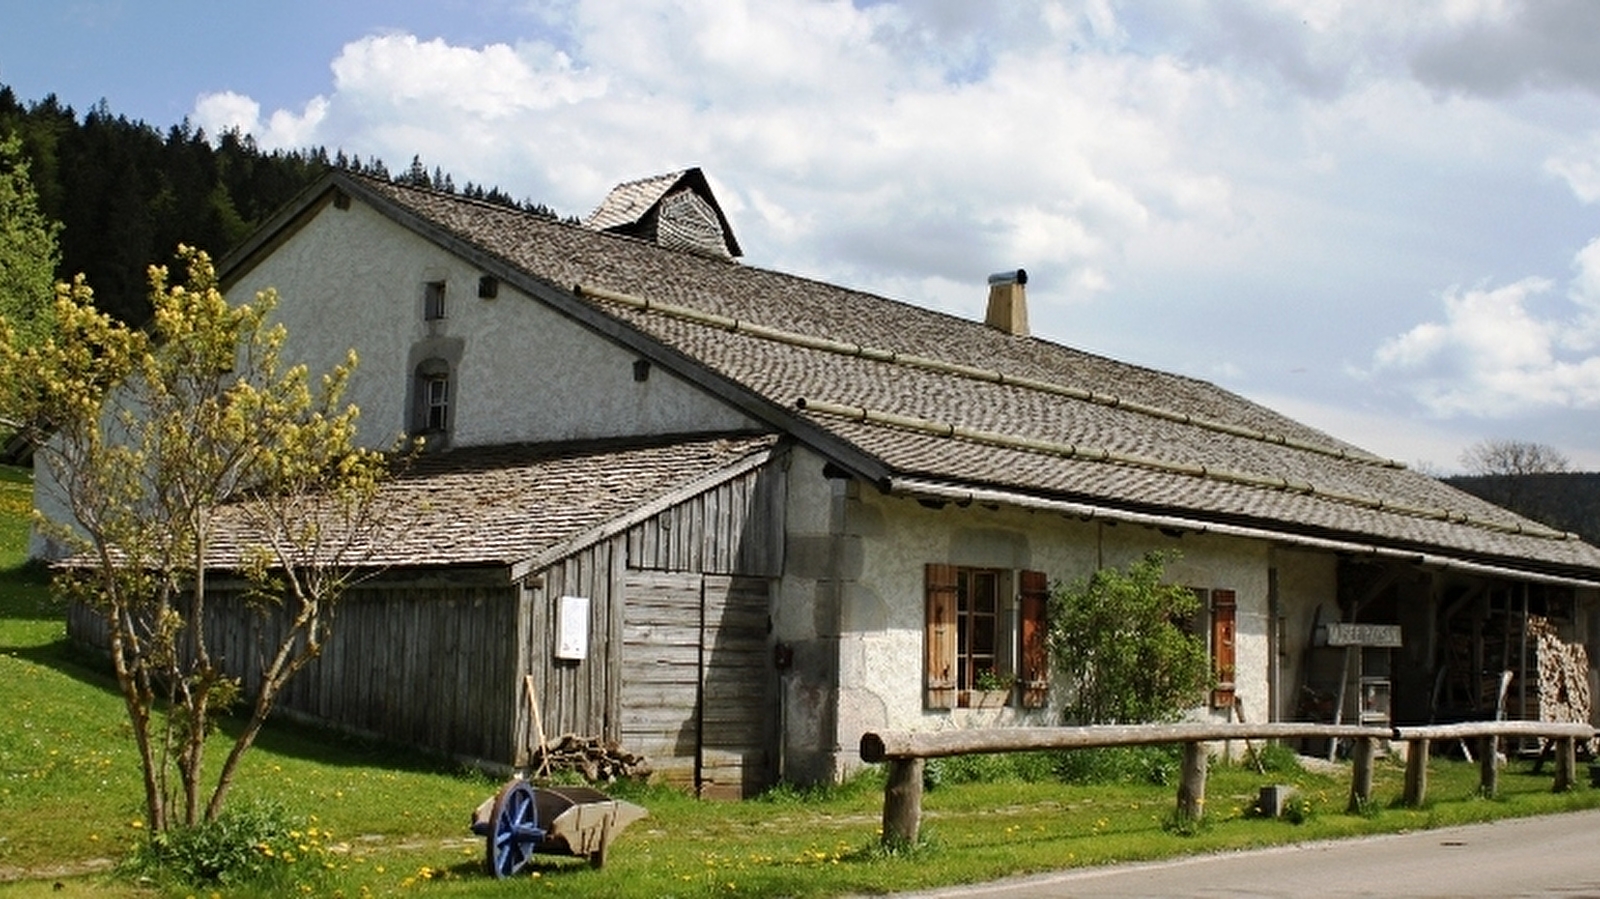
555;595;590;660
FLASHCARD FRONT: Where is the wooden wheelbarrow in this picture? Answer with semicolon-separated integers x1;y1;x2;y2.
470;780;647;877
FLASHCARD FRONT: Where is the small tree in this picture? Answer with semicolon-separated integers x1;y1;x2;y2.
1047;552;1208;724
1460;438;1570;477
0;246;394;830
0;132;61;350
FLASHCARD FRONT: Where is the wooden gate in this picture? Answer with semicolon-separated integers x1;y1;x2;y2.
620;570;775;798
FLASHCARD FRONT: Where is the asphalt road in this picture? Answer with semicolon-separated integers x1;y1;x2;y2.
887;809;1600;898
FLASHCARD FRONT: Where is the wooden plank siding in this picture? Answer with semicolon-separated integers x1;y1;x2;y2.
516;460;786;793
233;576;521;763
67;574;522;765
626;463;785;577
62;458;787;778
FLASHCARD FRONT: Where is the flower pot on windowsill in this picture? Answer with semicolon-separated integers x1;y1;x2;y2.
966;689;1011;710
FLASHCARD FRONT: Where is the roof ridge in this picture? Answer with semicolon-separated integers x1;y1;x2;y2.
574;282;1404;471
794;398;1574;543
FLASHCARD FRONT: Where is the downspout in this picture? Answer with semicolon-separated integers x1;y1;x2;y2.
1268;559;1281;722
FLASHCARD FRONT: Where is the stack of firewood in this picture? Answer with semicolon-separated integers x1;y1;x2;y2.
1529;615;1592;731
531;733;653;783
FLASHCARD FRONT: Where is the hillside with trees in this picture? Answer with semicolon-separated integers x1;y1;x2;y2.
0;84;563;326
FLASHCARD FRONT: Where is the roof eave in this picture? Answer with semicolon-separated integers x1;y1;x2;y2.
887;476;1600;589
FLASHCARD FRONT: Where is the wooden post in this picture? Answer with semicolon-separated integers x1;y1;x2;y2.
1348;736;1376;812
881;758;924;846
1553;737;1577;793
1478;734;1499;798
1402;738;1430;807
1176;742;1208;821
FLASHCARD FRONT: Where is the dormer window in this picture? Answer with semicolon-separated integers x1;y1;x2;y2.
424;280;447;321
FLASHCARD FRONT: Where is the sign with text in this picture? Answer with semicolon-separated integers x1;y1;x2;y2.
555;595;590;660
1323;623;1402;647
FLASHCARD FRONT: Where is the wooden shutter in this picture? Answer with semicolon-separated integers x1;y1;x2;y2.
1018;570;1050;709
1210;589;1237;709
925;564;959;709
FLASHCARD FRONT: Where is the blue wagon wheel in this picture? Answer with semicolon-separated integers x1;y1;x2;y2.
485;779;545;878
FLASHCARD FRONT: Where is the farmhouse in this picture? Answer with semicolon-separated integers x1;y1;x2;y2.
56;168;1600;797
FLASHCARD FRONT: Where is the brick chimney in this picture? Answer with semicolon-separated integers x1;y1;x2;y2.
985;269;1028;337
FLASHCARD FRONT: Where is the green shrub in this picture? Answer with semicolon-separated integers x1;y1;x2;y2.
1283;792;1316;824
1253;741;1304;774
1054;745;1182;786
923;751;1075;789
124;799;332;890
1047;552;1209;726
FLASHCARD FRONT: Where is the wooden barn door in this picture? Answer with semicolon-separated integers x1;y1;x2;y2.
620;570;775;798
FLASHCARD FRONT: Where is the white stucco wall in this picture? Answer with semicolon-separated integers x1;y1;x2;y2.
227;197;757;450
775;451;1327;781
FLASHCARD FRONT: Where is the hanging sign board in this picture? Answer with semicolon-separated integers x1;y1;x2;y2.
1323;623;1402;647
555;595;590;660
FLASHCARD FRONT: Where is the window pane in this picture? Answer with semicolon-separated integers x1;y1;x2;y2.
973;571;997;613
972;615;995;653
425;281;446;320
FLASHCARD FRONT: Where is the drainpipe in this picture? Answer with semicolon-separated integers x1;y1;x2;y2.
1268;561;1280;722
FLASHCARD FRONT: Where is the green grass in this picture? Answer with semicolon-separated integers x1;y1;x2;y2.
2;461;1600;897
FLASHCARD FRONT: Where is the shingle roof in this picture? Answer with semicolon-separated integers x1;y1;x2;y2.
230;172;1600;583
207;434;779;570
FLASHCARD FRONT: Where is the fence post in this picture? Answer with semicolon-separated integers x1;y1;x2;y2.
1176;742;1208;821
1402;738;1429;807
1478;735;1499;798
882;758;924;846
1347;735;1376;812
1554;737;1577;793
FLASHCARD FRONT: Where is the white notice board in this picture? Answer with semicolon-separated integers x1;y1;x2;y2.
555;595;589;660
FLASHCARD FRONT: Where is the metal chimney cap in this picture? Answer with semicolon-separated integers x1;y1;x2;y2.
987;268;1027;286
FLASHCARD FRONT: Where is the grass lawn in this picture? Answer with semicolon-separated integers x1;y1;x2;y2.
3;462;1599;897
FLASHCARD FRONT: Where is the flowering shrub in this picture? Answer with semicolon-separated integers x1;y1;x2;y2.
125;798;333;890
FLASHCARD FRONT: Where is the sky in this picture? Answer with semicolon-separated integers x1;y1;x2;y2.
4;0;1600;473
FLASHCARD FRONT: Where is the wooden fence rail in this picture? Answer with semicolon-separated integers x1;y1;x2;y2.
858;721;1598;846
1392;721;1594;806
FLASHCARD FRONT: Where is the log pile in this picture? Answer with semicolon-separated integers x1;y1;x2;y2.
532;734;653;783
1529;615;1592;733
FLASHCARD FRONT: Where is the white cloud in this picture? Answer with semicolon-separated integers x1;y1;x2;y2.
1547;133;1600;203
1370;239;1600;416
193;91;328;149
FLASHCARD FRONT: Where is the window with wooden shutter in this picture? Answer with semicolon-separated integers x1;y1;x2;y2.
1210;589;1237;708
1018;570;1049;708
925;564;958;709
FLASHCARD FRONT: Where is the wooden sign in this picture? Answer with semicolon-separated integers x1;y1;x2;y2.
1324;623;1402;647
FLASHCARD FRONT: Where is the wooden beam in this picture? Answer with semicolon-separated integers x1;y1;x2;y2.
882;758;924;845
1176;743;1208;821
860;723;1392;763
1402;737;1431;807
1348;736;1376;812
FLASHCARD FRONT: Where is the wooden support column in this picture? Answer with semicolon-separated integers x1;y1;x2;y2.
1553;737;1577;793
1479;735;1499;797
1176;742;1208;821
1402;738;1430;807
881;758;924;846
1348;736;1376;812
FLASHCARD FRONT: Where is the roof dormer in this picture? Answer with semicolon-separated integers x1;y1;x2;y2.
584;167;742;260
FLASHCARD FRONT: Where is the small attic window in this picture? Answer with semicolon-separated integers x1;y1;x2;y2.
478;275;499;299
413;358;452;435
424;281;446;320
